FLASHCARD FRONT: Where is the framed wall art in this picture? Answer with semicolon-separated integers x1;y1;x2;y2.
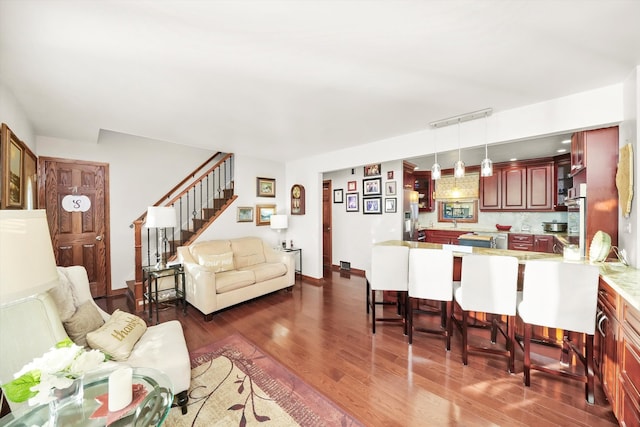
364;164;381;177
1;123;32;209
347;181;357;191
256;204;276;226
256;177;276;197
237;206;254;222
345;192;359;212
333;188;343;203
363;197;382;214
387;171;394;179
385;181;397;196
385;198;397;213
362;177;381;197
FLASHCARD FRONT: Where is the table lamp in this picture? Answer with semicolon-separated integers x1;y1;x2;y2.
269;214;288;249
145;206;177;268
0;210;59;305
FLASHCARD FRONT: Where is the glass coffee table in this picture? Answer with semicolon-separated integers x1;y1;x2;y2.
0;367;173;426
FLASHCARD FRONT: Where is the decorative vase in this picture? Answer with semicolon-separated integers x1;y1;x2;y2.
48;376;84;424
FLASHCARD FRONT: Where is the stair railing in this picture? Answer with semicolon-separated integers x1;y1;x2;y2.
130;152;236;309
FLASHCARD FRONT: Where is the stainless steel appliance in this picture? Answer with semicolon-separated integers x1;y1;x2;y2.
403;189;419;241
565;183;587;258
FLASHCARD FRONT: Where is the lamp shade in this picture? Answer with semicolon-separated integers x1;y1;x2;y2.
270;215;288;230
0;210;59;305
145;206;177;228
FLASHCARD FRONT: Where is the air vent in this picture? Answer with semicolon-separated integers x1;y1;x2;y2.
339;261;351;271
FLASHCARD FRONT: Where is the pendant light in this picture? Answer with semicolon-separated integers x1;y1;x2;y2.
431;126;441;180
453;119;465;178
480;112;493;177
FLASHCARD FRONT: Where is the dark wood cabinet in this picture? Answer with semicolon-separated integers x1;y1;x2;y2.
595;279;620;415
480;160;553;212
508;233;555;253
533;235;555;253
424;229;466;245
570;131;586;175
413;171;433;212
403;161;416;190
554;154;571;211
620;301;640;425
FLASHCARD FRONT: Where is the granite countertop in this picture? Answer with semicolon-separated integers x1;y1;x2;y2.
377;240;640;310
418;225;569;238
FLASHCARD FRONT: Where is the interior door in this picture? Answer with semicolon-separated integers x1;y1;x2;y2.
322;180;332;276
38;157;111;297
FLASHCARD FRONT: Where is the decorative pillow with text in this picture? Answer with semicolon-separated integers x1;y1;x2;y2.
86;309;147;361
198;252;235;273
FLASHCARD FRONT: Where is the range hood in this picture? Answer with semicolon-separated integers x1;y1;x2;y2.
434;172;479;200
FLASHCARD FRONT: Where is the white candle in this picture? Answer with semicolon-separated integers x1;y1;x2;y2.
108;367;133;412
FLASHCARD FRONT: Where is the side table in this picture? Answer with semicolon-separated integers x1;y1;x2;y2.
143;264;187;325
283;248;302;282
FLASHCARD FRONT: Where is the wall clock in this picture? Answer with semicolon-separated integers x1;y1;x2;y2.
291;184;305;215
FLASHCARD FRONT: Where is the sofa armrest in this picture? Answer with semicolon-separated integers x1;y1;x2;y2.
178;246;219;315
264;246;295;282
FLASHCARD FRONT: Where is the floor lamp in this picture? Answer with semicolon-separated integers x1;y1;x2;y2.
0;210;59;305
145;206;177;269
270;215;288;250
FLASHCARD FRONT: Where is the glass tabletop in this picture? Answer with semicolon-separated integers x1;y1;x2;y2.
0;367;173;427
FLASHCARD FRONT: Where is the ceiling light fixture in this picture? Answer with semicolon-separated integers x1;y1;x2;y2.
431;126;441;180
480;111;493;177
453;119;465;178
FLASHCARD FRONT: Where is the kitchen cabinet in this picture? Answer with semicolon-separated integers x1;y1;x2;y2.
570;131;586;175
413;171;434;212
508;233;555;253
424;229;466;245
595;278;620;416
403;161;416;190
480;160;553;212
620;300;640;426
554;154;572;211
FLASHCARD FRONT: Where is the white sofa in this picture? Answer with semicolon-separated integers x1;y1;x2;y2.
0;266;191;415
177;237;295;320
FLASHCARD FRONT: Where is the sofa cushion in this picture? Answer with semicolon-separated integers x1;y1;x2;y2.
190;240;232;261
215;270;256;294
239;262;287;283
63;300;105;347
231;237;266;268
86;309;147;361
198;251;234;273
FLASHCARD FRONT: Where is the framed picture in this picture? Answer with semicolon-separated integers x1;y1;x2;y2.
362;177;381;197
345;192;359;212
387;171;394;179
256;177;276;197
237;206;254;222
364;164;381;177
256;204;276;226
347;181;357;191
437;200;478;223
385;181;397;196
363;197;382;214
385;198;397;213
333;188;343;203
1;124;24;208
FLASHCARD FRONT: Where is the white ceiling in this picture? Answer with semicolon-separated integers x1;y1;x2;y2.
1;1;639;164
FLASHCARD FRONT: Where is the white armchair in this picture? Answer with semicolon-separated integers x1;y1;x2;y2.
0;266;191;415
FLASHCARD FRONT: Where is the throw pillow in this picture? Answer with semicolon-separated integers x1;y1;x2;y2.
86;309;147;361
49;270;78;322
198;252;234;273
63;300;105;347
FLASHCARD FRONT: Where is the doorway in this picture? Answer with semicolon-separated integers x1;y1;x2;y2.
322;180;332;276
38;157;111;297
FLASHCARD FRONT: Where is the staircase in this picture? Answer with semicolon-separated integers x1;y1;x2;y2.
128;152;236;311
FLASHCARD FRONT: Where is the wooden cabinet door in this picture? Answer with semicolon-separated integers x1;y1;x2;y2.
527;163;553;210
570;131;586;175
502;167;526;210
533;235;554;253
479;171;502;210
413;171;433;211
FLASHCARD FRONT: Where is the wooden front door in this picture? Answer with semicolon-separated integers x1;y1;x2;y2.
38;157;111;297
322;180;332;275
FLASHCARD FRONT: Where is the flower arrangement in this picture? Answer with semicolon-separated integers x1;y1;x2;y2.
2;338;106;406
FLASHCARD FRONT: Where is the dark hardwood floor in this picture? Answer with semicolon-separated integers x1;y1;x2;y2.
99;272;617;426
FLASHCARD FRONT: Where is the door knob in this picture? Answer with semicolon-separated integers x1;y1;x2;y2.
96;235;103;241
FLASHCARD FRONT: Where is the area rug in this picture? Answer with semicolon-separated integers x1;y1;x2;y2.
165;333;364;426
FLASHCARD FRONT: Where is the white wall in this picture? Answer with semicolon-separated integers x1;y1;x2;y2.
288;83;638;278
0;82;35;150
620;67;639;267
35;131;217;290
324;160;403;271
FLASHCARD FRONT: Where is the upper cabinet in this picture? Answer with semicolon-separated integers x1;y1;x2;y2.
570;131;586;175
413;171;434;212
554;154;571;211
480;160;553;211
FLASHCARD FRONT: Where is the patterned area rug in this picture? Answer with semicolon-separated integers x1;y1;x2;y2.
165;334;363;426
